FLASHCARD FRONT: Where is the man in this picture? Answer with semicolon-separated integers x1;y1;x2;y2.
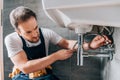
5;6;111;80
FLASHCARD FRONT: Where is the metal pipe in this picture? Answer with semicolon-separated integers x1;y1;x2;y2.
83;53;110;57
77;33;83;66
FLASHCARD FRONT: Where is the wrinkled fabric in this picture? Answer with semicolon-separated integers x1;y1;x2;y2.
12;72;59;80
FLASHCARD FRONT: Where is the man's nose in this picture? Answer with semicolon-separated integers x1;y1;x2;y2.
32;31;38;37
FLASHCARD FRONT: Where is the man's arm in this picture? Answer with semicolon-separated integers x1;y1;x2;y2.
57;38;92;50
57;35;111;50
10;48;74;74
57;38;77;49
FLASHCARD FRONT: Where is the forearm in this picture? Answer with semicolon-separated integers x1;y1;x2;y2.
57;39;77;49
12;48;74;74
18;53;57;74
67;40;90;50
67;40;77;49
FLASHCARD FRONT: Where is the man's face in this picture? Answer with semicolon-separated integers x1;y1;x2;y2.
17;17;40;43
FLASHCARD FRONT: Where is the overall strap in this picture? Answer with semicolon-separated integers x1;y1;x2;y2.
20;28;46;60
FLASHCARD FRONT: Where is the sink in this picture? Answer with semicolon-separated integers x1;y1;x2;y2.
42;0;120;32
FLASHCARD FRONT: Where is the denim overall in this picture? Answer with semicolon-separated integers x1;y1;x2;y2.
12;28;59;80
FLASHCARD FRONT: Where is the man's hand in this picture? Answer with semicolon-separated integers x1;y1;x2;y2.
89;35;111;49
53;49;75;60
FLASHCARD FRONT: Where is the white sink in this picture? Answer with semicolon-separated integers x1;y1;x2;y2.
42;0;120;33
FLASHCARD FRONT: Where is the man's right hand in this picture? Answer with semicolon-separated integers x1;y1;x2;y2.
53;49;75;60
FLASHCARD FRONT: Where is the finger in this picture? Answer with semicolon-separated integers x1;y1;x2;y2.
100;42;105;46
98;35;111;44
102;35;112;44
104;40;112;45
102;35;109;40
68;49;76;53
72;49;77;52
94;35;103;40
96;36;105;43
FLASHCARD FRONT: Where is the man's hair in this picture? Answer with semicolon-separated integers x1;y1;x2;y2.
9;6;37;29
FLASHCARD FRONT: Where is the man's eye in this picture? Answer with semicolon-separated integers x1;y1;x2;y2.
26;31;31;34
35;26;38;30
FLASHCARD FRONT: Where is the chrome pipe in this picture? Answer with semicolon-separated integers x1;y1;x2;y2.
77;33;83;66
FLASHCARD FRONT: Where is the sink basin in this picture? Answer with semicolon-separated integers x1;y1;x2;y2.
42;0;120;33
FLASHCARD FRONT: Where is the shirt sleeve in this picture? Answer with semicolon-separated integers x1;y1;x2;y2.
4;33;23;57
42;28;63;45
